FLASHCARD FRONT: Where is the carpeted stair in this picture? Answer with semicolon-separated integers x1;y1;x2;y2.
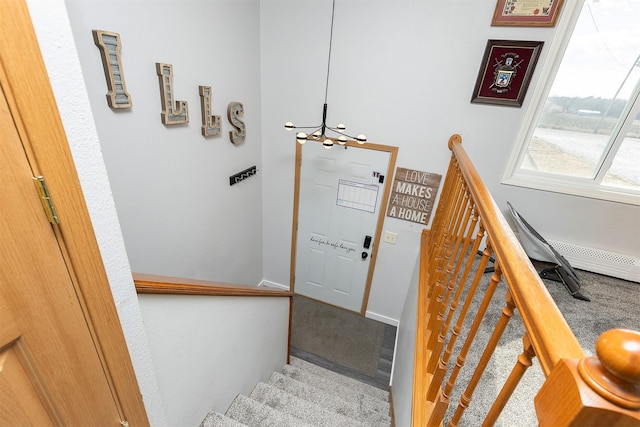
200;356;391;427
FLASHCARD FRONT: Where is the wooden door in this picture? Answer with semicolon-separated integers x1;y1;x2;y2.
0;75;122;425
0;2;148;425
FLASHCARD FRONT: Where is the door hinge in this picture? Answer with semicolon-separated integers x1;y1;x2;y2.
33;176;59;224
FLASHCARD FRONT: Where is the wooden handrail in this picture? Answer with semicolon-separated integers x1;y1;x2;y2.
134;273;294;365
411;134;640;426
133;273;293;298
448;135;584;375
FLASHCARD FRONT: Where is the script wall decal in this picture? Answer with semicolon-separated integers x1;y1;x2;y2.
310;236;356;255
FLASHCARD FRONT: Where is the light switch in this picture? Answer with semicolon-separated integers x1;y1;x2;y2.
383;231;397;244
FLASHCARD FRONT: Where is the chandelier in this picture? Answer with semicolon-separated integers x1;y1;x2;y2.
284;0;367;149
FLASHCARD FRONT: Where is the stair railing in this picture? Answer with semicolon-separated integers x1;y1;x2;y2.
412;134;640;426
133;273;293;425
133;273;294;359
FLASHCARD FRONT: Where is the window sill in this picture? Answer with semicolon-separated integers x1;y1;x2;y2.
502;171;640;206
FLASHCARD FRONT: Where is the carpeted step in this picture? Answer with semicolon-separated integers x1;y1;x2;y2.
281;364;389;417
201;357;393;427
267;371;391;427
200;410;247;427
290;356;390;402
249;381;368;427
225;394;315;427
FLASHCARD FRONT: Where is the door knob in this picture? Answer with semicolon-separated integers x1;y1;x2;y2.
361;251;368;260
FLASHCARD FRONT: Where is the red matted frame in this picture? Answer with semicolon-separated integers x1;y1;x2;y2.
471;40;544;108
492;0;564;27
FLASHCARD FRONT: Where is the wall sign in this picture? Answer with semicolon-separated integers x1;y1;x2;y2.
470;40;543;107
227;102;246;145
387;167;441;225
92;30;132;109
156;62;189;124
199;85;221;137
92;29;246;144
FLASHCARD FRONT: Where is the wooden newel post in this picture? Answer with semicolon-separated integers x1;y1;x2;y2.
535;329;640;426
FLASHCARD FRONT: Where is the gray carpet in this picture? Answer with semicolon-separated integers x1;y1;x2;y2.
291;295;386;378
200;264;637;426
444;261;640;426
201;356;391;426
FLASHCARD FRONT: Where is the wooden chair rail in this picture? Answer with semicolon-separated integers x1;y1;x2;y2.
133;273;293;298
412;134;640;427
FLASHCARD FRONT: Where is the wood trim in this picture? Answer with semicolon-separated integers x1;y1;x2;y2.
360;142;398;315
290;140;303;291
0;2;149;425
288;296;293;365
134;273;294;366
389;385;396;427
133;273;293;297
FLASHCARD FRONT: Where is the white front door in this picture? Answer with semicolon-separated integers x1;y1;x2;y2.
293;141;395;313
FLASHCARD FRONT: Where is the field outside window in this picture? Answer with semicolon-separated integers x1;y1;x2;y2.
509;0;640;204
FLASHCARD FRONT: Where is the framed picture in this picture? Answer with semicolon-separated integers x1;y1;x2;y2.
491;0;564;27
471;40;543;107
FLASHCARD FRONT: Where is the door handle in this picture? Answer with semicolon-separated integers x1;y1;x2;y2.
363;235;372;249
361;251;368;260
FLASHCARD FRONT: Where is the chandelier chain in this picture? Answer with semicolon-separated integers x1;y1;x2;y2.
324;0;336;105
283;0;367;147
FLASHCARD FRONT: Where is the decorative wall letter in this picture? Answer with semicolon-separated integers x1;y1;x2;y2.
199;85;221;137
227;102;246;145
92;30;132;108
155;63;189;124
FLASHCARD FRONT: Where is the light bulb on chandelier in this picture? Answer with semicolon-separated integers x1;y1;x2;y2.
283;0;367;148
285;107;367;147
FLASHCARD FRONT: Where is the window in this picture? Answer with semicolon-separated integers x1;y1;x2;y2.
504;0;640;205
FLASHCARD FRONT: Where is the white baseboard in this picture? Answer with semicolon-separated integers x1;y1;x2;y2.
259;280;290;291
365;311;399;327
547;239;640;283
259;280;403;326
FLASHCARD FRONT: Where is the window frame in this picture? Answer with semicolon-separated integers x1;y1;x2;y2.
502;0;640;206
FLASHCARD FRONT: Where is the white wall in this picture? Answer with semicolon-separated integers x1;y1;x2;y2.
65;0;264;285
26;1;168;425
138;294;290;427
260;0;640;325
389;251;421;427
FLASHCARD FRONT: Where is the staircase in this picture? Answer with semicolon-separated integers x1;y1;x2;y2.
200;356;392;427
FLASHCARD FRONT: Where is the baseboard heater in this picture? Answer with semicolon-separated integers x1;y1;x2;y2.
546;239;640;283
